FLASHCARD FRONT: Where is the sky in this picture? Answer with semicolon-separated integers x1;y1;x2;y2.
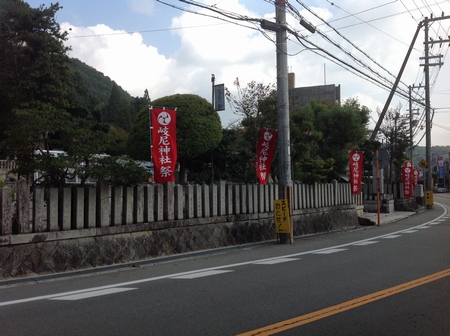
26;0;450;148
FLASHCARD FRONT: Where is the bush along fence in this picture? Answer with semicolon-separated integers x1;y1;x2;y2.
0;179;362;278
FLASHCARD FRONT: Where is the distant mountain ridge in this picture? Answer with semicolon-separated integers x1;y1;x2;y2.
68;58;133;107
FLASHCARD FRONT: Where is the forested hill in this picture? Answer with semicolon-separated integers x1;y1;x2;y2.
68;58;132;108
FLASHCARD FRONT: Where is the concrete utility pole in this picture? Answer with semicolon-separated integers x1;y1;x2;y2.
370;23;422;141
424;17;432;206
421;15;449;208
260;1;315;243
408;84;421;160
275;0;292;244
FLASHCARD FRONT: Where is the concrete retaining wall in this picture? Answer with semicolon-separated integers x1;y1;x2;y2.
0;205;357;279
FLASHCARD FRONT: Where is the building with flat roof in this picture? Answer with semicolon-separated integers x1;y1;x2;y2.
288;72;341;110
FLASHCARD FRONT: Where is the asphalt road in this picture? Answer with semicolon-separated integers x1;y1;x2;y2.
1;195;449;335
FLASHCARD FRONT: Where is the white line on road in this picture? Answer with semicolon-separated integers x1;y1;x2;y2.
311;248;348;254
381;235;402;239
352;241;379;246
253;258;300;265
49;288;137;301
170;270;233;279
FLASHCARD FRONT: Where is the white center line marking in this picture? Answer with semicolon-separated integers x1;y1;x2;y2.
382;235;402;239
311;248;347;254
170;270;233;279
50;288;137;301
353;241;379;246
402;230;418;233
253;258;300;265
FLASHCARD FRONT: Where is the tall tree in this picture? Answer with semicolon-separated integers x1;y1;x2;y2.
378;106;411;183
225;79;278;182
0;0;70;159
290;98;370;182
105;82;134;130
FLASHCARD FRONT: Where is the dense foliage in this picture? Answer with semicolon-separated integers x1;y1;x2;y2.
0;1;147;186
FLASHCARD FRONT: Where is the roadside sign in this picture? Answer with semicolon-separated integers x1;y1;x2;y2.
418;159;428;168
274;199;290;234
425;191;434;206
213;84;225;111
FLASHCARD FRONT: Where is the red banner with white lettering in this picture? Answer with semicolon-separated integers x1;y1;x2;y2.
349;151;364;195
256;129;277;184
413;169;419;186
151;107;177;183
402;161;414;197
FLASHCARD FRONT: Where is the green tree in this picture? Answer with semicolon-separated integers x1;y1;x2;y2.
104;82;134;131
0;1;70;157
292;98;370;181
87;155;149;187
378;106;411;183
127;94;222;184
0;2;149;187
225;79;278;182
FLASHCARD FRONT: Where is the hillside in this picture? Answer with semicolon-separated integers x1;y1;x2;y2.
414;145;450;165
68;58;133;107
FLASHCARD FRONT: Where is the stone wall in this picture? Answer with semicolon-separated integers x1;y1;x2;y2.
0;205;357;279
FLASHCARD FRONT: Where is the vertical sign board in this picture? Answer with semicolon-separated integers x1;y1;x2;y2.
214;84;225;111
349;151;363;194
274;199;290;234
425;191;434;206
256;129;277;184
151;107;177;183
402;161;414;197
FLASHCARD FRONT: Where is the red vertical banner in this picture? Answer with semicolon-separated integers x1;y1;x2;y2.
349;151;364;195
151;107;177;183
402;161;414;197
413;169;419;186
256;129;277;184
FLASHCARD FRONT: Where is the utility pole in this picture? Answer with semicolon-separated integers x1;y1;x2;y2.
275;0;292;244
408;86;413;160
370;23;422;141
421;15;449;208
260;1;315;243
408;85;421;160
424;17;432;207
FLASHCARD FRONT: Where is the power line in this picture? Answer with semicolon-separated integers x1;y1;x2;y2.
67;22;229;39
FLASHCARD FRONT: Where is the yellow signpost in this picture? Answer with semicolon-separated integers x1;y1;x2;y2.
418;159;428;168
274;199;290;234
425;191;434;206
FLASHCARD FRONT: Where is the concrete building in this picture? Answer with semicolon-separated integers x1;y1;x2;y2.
288;72;341;110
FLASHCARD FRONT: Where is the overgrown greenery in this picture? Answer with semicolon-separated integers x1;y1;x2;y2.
0;0;148;187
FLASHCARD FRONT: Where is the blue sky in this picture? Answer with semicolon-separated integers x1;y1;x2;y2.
25;0;450;146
